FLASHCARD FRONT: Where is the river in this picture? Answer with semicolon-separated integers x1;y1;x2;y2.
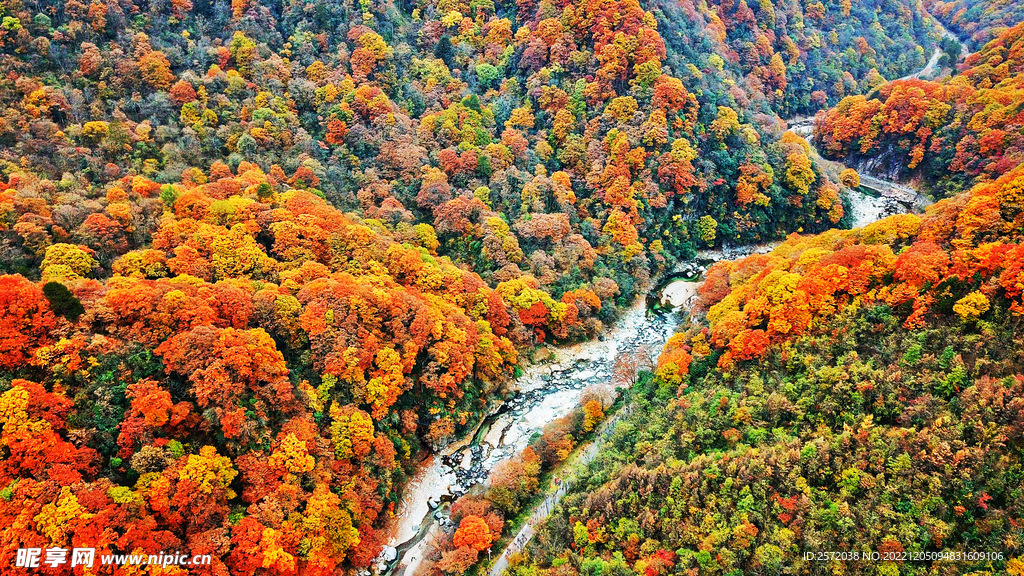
379;295;691;575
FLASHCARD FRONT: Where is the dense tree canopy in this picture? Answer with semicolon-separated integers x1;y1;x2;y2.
0;0;971;572
653;0;936;116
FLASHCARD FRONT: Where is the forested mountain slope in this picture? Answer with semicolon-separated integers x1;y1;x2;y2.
0;0;940;298
0;0;944;572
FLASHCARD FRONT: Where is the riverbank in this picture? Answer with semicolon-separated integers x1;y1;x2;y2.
786;117;930;224
660;278;700;309
485;402;637;576
381;298;683;575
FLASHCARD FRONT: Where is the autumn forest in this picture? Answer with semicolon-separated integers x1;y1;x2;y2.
0;0;1022;573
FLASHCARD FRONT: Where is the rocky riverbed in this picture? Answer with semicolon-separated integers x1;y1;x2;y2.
378;298;685;575
848;190;907;228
